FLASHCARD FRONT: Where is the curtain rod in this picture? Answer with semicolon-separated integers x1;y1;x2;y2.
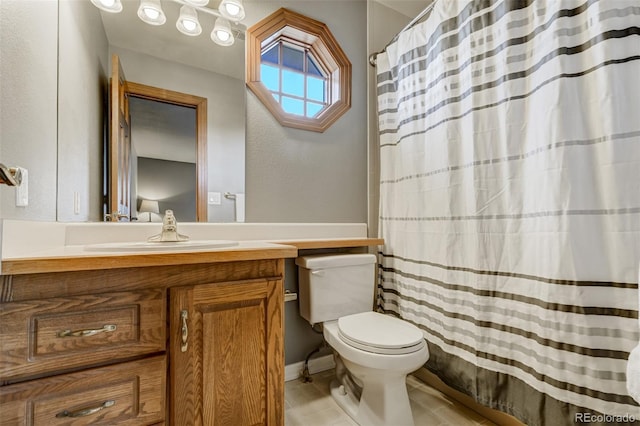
368;0;436;67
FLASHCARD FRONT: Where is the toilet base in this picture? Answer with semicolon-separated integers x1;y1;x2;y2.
330;379;360;422
354;369;415;426
329;373;416;426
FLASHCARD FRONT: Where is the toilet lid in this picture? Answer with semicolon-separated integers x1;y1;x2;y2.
337;312;425;355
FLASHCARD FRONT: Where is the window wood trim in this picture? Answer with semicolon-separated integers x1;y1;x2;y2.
246;8;351;132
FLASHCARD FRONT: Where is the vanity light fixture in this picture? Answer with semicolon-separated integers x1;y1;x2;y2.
91;0;123;13
92;0;245;47
138;0;166;26
176;5;202;36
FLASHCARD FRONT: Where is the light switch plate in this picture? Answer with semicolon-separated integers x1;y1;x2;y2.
208;192;221;205
15;168;28;207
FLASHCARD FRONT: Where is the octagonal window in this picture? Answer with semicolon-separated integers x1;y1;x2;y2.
246;8;351;132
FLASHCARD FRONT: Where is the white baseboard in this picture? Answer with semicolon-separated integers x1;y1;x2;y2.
285;354;335;382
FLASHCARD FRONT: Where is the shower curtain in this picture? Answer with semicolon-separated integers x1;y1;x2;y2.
376;0;640;425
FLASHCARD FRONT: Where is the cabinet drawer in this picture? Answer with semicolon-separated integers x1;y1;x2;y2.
0;289;165;382
0;355;166;425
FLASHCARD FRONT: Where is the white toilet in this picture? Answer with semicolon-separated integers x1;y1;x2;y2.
296;253;429;426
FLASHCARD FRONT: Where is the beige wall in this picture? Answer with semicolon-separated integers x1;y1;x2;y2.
0;0;59;221
245;1;369;224
58;0;109;222
0;0;108;222
243;0;370;364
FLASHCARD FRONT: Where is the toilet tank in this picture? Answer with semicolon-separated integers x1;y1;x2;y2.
295;253;377;325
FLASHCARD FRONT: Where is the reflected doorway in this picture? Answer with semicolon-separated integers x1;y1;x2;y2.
106;55;208;222
130;98;197;222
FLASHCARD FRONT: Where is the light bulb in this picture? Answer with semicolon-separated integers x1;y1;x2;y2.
143;7;160;20
137;0;166;25
216;30;230;42
91;0;122;13
183;20;197;32
224;4;240;16
211;17;234;46
218;0;245;21
176;5;201;36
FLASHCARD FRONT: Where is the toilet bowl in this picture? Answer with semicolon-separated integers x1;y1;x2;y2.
296;254;430;426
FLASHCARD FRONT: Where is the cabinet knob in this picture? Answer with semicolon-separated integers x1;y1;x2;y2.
180;310;189;352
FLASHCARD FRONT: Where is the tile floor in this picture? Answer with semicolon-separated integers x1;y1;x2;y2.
284;369;496;426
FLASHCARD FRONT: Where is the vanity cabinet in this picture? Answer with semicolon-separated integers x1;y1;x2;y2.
0;253;290;426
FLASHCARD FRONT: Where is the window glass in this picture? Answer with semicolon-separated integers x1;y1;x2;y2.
282;96;304;115
282;45;304;71
282;70;304;97
261;64;280;92
307;77;325;102
261;44;279;65
259;41;331;119
306;102;323;118
307;56;323;77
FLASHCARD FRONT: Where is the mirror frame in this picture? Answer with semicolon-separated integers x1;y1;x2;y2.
125;82;208;222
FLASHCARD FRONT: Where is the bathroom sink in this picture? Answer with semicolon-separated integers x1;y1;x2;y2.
83;240;239;252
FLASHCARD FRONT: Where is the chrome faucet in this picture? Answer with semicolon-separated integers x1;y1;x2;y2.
147;210;190;242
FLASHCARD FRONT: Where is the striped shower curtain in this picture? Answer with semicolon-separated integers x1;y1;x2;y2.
376;0;640;424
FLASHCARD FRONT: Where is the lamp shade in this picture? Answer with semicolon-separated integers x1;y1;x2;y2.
91;0;123;13
176;5;202;36
218;0;245;22
139;199;160;214
211;17;234;46
138;0;166;26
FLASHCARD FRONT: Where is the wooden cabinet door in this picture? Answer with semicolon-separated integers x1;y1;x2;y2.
169;278;284;426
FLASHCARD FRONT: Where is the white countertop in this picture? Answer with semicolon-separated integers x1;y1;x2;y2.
1;220;369;259
0;220;382;274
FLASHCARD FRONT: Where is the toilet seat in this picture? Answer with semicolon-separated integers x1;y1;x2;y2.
337;312;425;355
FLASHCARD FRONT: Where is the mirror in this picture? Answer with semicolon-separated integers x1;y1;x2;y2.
3;1;372;227
57;0;246;222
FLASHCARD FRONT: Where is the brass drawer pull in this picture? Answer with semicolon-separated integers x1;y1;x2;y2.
180;310;188;352
57;324;117;338
56;399;115;418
